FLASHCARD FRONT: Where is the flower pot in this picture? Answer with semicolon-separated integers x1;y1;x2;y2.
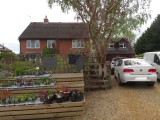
44;97;53;104
55;93;63;103
70;92;77;102
56;97;63;103
76;92;84;101
62;92;70;102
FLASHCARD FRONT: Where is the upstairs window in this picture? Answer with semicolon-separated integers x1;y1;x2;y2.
119;42;126;48
47;40;56;48
72;40;84;48
108;43;114;48
26;40;40;48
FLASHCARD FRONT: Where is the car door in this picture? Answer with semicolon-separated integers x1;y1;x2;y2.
153;54;160;77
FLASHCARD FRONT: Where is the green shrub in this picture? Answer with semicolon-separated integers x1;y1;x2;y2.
15;68;25;76
42;47;59;55
135;54;144;58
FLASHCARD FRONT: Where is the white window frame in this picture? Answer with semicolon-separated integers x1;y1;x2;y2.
47;40;56;48
108;43;114;48
72;40;84;48
26;40;40;48
119;42;126;48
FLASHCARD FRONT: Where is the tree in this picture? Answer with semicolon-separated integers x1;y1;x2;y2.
135;15;160;54
48;0;151;63
0;51;16;64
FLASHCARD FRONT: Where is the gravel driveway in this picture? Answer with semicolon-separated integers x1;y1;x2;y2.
56;77;160;120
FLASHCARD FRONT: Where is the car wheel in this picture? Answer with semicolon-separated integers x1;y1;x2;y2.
148;82;155;87
118;74;124;86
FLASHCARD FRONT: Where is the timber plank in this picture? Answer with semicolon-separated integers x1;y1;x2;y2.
0;111;85;120
10;87;84;94
0;83;84;94
0;106;85;116
0;101;85;111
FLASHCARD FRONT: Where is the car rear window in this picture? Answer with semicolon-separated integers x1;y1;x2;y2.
124;59;150;66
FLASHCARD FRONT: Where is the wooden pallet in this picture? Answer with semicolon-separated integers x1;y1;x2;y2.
0;100;85;120
83;62;111;90
53;73;84;92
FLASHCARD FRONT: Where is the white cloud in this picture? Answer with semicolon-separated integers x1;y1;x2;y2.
0;0;76;53
0;0;159;53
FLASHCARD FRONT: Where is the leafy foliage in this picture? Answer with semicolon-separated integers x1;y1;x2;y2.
48;0;151;62
135;15;160;54
42;47;59;55
135;54;144;58
0;52;15;59
15;68;25;76
0;52;16;64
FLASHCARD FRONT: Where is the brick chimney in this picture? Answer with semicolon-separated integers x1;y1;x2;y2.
44;16;49;23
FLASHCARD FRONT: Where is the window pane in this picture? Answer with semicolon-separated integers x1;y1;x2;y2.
77;41;81;48
47;40;56;48
26;40;40;48
48;40;52;48
72;40;77;48
119;43;126;48
72;40;84;48
31;40;35;48
26;40;30;48
35;40;40;48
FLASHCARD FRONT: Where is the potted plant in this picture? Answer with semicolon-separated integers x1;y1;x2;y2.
60;86;70;102
55;92;63;103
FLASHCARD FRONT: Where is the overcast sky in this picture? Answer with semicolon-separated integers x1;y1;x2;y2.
0;0;159;53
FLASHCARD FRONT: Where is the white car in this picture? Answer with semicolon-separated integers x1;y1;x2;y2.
143;51;160;79
114;58;157;86
110;57;126;75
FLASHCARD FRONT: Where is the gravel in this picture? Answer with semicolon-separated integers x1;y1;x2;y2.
55;77;160;120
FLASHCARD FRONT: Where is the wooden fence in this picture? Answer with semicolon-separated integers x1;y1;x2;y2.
0;54;83;76
83;62;111;90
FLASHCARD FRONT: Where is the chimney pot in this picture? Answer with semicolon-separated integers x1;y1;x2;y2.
44;16;49;23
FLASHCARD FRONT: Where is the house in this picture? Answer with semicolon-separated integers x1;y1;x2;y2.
0;44;12;52
18;16;90;60
106;38;135;61
18;16;135;62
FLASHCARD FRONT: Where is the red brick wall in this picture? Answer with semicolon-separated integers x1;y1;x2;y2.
20;40;47;54
57;39;71;58
20;39;89;58
57;39;89;58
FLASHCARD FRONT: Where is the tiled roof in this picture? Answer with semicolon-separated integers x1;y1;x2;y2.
107;48;135;55
0;44;12;52
18;22;89;40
